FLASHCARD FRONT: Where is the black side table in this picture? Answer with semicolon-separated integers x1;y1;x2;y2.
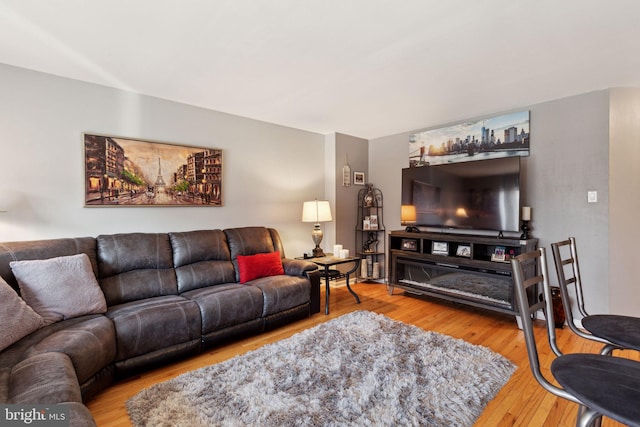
303;255;361;314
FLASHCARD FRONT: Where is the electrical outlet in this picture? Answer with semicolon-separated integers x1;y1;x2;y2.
587;191;598;203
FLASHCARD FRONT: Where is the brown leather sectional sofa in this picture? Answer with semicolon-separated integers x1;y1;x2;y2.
0;227;320;426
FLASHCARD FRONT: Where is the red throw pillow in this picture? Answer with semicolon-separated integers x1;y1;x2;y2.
237;251;285;284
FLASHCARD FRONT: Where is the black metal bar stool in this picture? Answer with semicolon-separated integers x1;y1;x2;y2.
551;237;640;354
512;248;640;427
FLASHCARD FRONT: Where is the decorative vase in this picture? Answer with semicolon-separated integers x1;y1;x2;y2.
550;287;566;329
364;185;375;207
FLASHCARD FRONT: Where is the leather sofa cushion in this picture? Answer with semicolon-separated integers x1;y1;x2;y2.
106;295;201;362
24;316;116;384
99;268;177;306
97;233;177;305
175;260;236;293
267;228;287;256
169;230;236;293
9;352;82;404
97;233;174;277
225;227;276;258
182;283;263;334
248;275;311;316
169;230;231;266
1;315;112;365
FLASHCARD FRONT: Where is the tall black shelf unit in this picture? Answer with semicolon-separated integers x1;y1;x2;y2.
355;185;385;282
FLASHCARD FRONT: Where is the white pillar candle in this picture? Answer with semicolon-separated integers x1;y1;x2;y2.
340;249;349;258
333;244;343;256
522;206;531;221
360;259;368;278
372;262;380;279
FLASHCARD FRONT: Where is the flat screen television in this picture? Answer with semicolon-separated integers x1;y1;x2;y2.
401;156;521;233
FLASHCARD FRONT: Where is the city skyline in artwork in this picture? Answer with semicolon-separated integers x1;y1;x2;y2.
409;110;530;166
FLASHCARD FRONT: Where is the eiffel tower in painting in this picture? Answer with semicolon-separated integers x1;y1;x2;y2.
154;157;166;190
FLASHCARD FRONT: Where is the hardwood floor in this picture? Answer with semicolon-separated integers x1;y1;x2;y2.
87;281;638;426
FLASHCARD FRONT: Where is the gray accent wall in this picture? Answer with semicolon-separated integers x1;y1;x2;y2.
370;89;640;316
334;133;368;256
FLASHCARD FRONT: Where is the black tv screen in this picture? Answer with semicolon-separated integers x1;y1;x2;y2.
401;156;521;232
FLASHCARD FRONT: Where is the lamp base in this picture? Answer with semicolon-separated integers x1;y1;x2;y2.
520;220;531;239
311;223;325;257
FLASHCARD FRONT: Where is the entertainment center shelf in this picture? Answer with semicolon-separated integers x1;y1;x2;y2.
388;230;538;320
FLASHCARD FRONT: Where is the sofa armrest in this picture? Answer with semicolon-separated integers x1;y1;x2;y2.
281;258;320;314
281;258;318;277
306;270;322;314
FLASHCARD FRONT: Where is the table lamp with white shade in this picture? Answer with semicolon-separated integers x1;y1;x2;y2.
302;200;332;257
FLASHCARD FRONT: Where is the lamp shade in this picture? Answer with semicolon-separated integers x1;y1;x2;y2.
455;207;468;218
400;204;417;224
302;200;332;223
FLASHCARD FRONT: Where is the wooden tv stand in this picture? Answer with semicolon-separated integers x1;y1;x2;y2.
388;230;538;322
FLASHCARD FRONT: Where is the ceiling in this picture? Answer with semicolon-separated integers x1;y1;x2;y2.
1;0;639;139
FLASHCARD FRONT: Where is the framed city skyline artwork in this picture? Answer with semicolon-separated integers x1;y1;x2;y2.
83;133;222;207
409;110;530;167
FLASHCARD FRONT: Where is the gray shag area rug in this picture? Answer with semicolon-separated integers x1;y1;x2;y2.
127;310;515;427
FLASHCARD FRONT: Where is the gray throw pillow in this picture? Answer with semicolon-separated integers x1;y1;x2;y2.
0;275;45;351
10;253;107;325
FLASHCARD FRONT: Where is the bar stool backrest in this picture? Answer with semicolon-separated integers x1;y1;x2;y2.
551;237;611;347
550;237;589;318
511;248;579;404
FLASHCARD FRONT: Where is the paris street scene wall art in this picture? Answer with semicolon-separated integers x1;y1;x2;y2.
84;133;223;207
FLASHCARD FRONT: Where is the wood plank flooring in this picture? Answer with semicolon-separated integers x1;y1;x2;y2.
87;281;638;426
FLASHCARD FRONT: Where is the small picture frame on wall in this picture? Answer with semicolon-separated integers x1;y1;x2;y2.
354;171;365;185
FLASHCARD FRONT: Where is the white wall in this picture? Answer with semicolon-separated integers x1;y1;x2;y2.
369;90;630;315
609;88;640;315
0;64;326;257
